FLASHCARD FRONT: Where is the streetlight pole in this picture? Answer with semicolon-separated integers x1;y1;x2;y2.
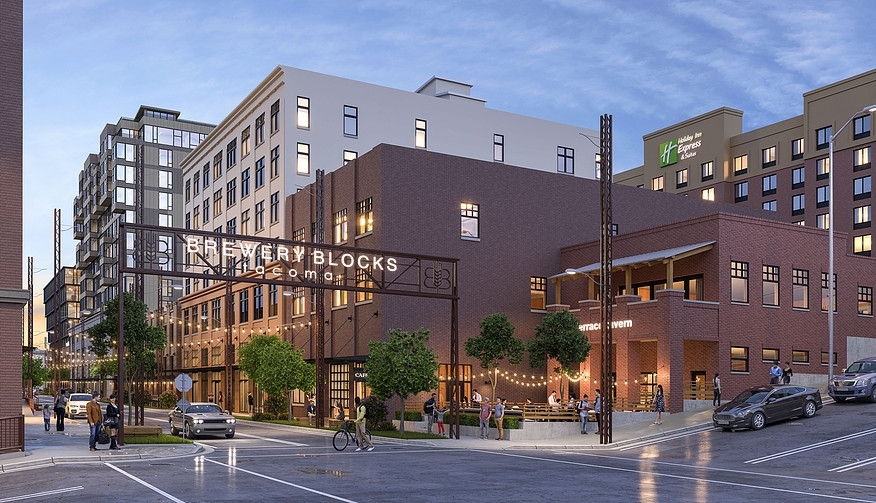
828;104;876;384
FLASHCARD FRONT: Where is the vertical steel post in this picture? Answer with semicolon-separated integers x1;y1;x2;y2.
315;170;327;428
599;114;614;445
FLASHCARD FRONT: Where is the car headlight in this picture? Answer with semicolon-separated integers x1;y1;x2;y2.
226;418;235;424
193;419;204;424
854;378;872;386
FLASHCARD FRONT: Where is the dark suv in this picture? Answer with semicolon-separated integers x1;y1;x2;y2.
828;356;876;403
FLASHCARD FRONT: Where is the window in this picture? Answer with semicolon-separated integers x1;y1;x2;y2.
213;189;222;216
270;99;281;133
731;260;749;303
239;289;249;323
344;150;357;164
202;199;209;223
731;346;749;373
762;146;776;168
226;138;237;168
270;192;280;224
333;209;348;243
734;181;748;202
493;134;505;162
733;154;748;174
192;205;199;229
240;168;250;199
292;227;305;242
193;171;200;195
793;269;809;309
854;146;871;171
792;138;804;160
854;205;871;228
202;164;210;188
763;200;776;211
227;217;237;235
854;115;871;140
854;234;871;255
816;126;831;150
652;176;664;192
255;201;265;232
461;202;479;239
296;143;310;175
817;213;829;229
702;187;714;201
557;146;574;174
241;209;250;235
762;174;777;195
792;350;809;364
159;170;173;189
356;268;373;303
792;166;805;189
185;179;191;202
701;161;713;181
792;194;805;215
858;285;873;315
226;178;237;207
816;157;829;180
255;113;265;145
531;276;546;310
415;119;427;148
255;157;266;188
762;265;779;307
158;149;173;167
821;352;837;366
343;105;358;136
676;168;688;188
816;185;829;207
332;274;347;307
356;197;373;235
241;127;251;158
158;213;171;227
296;97;309;129
822;272;836;312
762;348;779;363
291;287;305;316
253;286;263;320
158;192;172;211
854;175;871;199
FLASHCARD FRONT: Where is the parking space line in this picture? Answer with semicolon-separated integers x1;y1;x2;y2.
829;456;876;473
203;458;358;502
618;426;713;451
232;432;308;446
0;487;84;502
745;427;876;464
104;463;186;503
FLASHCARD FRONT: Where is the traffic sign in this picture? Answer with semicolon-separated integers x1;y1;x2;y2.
174;373;193;392
176;398;191;411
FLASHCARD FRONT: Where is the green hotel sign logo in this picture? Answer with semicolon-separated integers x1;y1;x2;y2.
659;132;703;167
659;140;678;167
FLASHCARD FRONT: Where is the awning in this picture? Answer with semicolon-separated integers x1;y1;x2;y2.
550;241;716;280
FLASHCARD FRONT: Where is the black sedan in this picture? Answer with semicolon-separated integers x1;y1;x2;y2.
168;402;236;439
713;385;822;431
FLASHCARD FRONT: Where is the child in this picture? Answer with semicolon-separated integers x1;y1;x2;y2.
436;406;446;436
42;402;52;431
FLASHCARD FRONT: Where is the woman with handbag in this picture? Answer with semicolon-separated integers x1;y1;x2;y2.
105;394;120;450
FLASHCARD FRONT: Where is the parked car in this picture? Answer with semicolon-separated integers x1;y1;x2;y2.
713;385;822;431
828;356;876;403
35;395;55;409
65;393;94;419
168;402;236;439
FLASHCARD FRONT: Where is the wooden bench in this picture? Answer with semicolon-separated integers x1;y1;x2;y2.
522;407;581;422
124;425;163;437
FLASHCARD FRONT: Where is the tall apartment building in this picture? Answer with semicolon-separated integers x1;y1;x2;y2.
67;106;213;392
42;267;80;392
616;68;876;257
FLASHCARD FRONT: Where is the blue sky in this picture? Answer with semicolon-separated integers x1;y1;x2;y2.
22;0;876;334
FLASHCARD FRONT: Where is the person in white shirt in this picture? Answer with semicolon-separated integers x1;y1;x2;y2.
471;389;482;405
548;390;560;409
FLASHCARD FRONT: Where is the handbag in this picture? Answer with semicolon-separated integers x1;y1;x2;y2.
97;426;110;445
104;417;118;428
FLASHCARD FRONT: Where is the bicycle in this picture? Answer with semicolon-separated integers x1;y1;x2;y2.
332;420;372;451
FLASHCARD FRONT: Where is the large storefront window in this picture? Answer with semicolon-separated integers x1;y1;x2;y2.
438;363;471;406
330;364;350;414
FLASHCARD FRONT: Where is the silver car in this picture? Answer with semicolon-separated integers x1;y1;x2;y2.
168;402;236;439
828;356;876;403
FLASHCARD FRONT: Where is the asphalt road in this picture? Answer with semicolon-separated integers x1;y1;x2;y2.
2;400;876;502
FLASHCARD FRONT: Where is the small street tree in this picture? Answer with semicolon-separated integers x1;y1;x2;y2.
238;334;315;416
365;328;439;435
465;313;524;401
22;354;52;391
527;309;591;401
88;292;167;425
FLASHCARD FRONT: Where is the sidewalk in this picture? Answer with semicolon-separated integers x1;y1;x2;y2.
0;403;714;472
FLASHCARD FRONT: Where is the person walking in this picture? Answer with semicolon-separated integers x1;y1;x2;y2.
217;391;223;409
105;394;120;450
769;363;782;384
494;397;505;440
248;392;254;414
436;406;446;436
478;397;492;439
42;400;52;431
423;393;437;434
353;396;374;452
86;392;103;451
782;362;793;384
54;391;67;432
713;373;722;406
653;384;665;425
594;389;602;434
577;394;591;434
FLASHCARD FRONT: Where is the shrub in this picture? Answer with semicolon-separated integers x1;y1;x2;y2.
371;420;397;432
454;412;519;429
265;394;288;416
158;391;178;409
252;412;276;421
395;410;424;422
362;396;387;430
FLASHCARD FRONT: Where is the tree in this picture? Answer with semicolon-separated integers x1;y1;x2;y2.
238;334;315;415
527;310;591;400
22;355;52;390
365;328;439;435
88;292;167;425
464;313;524;401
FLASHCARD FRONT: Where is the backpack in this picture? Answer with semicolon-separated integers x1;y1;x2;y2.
363;403;373;421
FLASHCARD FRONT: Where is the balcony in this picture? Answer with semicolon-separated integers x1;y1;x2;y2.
99;274;116;287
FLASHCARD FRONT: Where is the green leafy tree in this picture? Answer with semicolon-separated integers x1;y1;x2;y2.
365;328;439;435
465;313;524;402
22;355;52;390
238;334;315;415
527;310;591;400
88;292;167;425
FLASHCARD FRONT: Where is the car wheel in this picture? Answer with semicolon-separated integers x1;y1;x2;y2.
184;423;194;439
169;420;179;436
225;432;235;439
751;412;766;430
869;386;876;403
834;396;847;403
803;400;817;418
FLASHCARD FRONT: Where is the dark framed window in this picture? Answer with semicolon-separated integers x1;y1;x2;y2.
854;205;871;229
269;284;278;317
733;154;748;175
239;289;249;323
821;272;836;312
226;138;237;168
557;146;574;174
241;168;251;198
731;260;749;303
817;185;829;208
792;138;804;160
792;350;809;364
270;99;281;133
270;192;280;224
493;134;505;162
762;174;777;196
255;157;266;188
701;161;713;182
731;346;749;373
854;235;871;256
821;352;837;366
531;276;547;310
226;178;237;207
816;158;829;180
296;143;309;175
296;97;309;129
253;286;263;320
415;119;427;148
854;175;871;200
344;105;358;136
676;168;688;189
792;166;805;189
734;181;748;202
461;202;479;239
854;146;871;171
816;126;831;150
858;285;873;315
762;348;779;362
854;115;871;140
270;146;280;178
792;194;805;216
792;268;809;309
762;146;776;168
356;197;373;235
762;265;779;307
255;113;265;145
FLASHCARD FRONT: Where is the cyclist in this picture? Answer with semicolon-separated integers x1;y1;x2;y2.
353;396;374;452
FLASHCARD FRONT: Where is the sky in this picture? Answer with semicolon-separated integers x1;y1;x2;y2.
21;0;876;338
